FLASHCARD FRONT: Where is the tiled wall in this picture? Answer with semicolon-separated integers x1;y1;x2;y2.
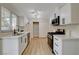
49;24;79;37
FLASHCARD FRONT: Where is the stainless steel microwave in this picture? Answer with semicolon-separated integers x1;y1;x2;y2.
52;16;60;26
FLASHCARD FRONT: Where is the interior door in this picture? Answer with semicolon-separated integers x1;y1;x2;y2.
33;22;39;38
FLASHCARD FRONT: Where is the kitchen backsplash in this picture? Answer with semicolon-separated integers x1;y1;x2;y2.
69;24;79;38
49;24;79;37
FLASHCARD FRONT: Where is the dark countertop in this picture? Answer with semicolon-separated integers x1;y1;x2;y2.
48;32;65;36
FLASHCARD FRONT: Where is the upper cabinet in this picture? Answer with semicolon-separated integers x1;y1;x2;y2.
18;16;29;26
18;16;29;31
71;4;79;24
60;3;79;25
18;16;25;26
60;4;71;25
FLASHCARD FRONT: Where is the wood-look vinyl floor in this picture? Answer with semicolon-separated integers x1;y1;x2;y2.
22;38;53;55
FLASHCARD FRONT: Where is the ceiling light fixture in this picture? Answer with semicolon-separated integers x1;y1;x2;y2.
29;9;41;19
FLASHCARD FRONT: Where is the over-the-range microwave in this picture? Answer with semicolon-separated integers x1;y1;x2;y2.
51;16;60;26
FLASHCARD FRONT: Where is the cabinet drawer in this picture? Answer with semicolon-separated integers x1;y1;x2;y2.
3;39;19;51
55;43;62;54
55;42;62;47
54;45;62;55
54;49;59;55
54;38;62;55
54;38;59;41
54;42;62;52
54;37;62;45
55;42;60;47
54;38;60;42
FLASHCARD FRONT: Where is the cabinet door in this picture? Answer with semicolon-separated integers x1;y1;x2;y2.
54;37;59;55
21;36;25;51
53;37;58;55
3;39;18;51
54;36;62;55
2;38;19;55
19;35;27;54
60;4;71;25
18;37;22;54
0;39;3;51
71;4;79;24
21;35;27;52
23;35;27;47
18;16;24;26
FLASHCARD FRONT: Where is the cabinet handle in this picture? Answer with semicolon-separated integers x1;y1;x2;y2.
21;37;22;43
25;38;26;43
62;18;65;24
55;50;58;55
55;38;58;41
55;43;58;47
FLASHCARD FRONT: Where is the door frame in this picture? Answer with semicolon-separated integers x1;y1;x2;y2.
33;22;39;38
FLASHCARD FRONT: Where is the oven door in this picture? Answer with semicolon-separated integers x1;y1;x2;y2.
47;34;53;49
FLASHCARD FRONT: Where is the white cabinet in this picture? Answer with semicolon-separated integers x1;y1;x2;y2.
20;34;28;54
18;37;22;54
50;7;60;25
18;33;28;54
18;35;27;54
54;7;60;18
0;33;28;55
60;4;71;25
71;4;79;24
53;36;62;55
60;3;79;25
18;16;25;26
53;35;79;55
0;38;19;55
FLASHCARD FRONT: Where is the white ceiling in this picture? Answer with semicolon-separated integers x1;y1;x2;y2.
1;3;65;20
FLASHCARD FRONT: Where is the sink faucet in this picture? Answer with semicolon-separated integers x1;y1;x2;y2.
14;29;16;35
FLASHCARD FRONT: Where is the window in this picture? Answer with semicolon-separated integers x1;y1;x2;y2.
0;6;17;31
1;6;11;31
12;14;17;30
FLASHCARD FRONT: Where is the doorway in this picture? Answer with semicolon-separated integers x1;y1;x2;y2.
33;22;39;38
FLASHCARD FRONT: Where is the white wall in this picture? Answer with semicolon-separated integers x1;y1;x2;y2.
39;21;49;37
29;10;49;39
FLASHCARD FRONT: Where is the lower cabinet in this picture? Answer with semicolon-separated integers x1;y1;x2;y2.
27;33;30;46
20;35;28;54
53;37;62;55
53;36;79;55
0;38;19;55
0;33;28;55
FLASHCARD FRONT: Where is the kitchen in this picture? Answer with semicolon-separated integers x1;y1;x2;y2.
0;3;79;55
49;3;79;55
